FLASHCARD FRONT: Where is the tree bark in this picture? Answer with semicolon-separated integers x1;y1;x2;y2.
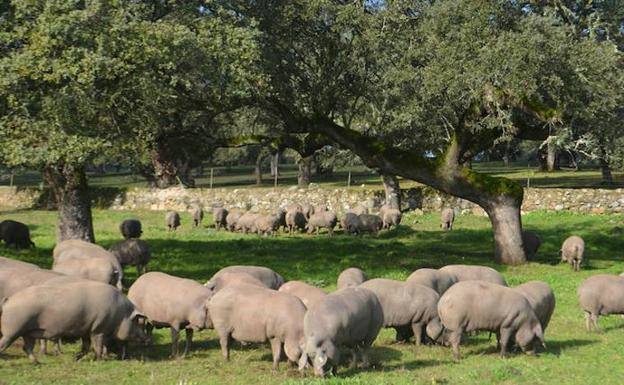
43;164;95;243
149;148;178;188
600;158;613;184
297;155;313;188
255;151;264;185
546;140;560;172
314;120;527;265
270;152;280;177
381;174;401;209
175;158;195;188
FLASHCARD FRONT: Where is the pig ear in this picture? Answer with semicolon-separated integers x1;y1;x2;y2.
298;351;308;371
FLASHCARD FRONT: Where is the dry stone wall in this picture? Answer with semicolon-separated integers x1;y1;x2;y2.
1;185;623;215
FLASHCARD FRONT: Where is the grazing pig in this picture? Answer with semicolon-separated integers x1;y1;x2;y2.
302;287;384;377
406;268;457;295
0;220;35;249
53;240;123;290
337;267;368;290
207;265;284;290
578;274;624;331
226;211;243;232
0;256;38;270
204;271;267;292
440;208;455;230
439;264;507;286
522;231;542;259
278;281;327;308
438;281;545;360
560;235;585;271
193;207;204;227
286;209;307;233
119;219;142;239
306;211;338;236
357;214;383;236
235;212;260;234
301;203;315;219
286;203;303;213
254;214;281;236
209;284;307;370
166;211;181;231
213;207;228;230
109;239;152;276
381;208;402;229
314;204;328;213
0;268;65;303
127;272;213;357
274;208;287;231
0;280;147;363
349;205;369;216
360;279;443;345
512;281;555;332
340;212;362;235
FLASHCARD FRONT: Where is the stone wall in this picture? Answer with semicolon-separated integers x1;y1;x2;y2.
1;185;623;215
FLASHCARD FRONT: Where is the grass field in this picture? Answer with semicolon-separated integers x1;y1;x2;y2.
1;209;624;384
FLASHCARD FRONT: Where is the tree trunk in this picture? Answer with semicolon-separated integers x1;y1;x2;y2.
149;148;178;188
600;158;613;184
297;156;313;188
255;151;264;185
175;158;195;188
546;140;560;172
315;120;527;265
270;152;280;177
381;174;401;209
484;199;525;265
43;164;95;243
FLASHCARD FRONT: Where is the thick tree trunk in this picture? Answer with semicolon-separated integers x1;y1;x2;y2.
600;158;613;184
149;148;178;188
255;151;264;185
381;174;401;209
314;120;527;265
43;164;95;243
270;152;280;177
298;156;313;188
546;140;560;172
175;158;195;188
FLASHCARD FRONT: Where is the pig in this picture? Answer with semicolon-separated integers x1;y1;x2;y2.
349;205;369;216
205;271;267;292
109;239;152;276
53;239;123;290
235;212;260;234
226;211;243;232
0;268;64;303
306;211;338;236
438;281;545;360
286;209;307;233
193;207;204;227
127;272;213;357
560;235;585;271
337;267;368;290
301;203;315;219
0;220;35;249
254;214;281;236
278;281;327;309
302;287;384;377
0;280;147;363
209;283;307;370
381;208;402;229
578;274;624;332
340;212;362;235
406;268;457;295
166;211;181;231
522;231;542;259
274;208;287;231
119;219;142;239
359;279;443;345
512;281;555;332
357;214;383;236
207;265;284;290
440;208;455;230
0;256;38;270
213;207;228;230
314;204;328;213
439;264;507;286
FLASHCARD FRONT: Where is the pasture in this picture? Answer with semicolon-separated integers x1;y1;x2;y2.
0;209;623;385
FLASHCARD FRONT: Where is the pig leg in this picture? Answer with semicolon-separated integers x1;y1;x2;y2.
590;313;600;332
39;339;47;355
269;338;282;371
75;337;91;361
218;332;231;361
448;329;462;361
22;336;38;364
348;349;358;369
584;312;592;332
411;322;424;346
53;339;62;355
91;334;105;360
359;346;370;369
170;328;180;358
498;328;513;358
183;329;193;357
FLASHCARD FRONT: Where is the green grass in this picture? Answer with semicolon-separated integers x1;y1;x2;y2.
1;209;624;384
2;162;623;190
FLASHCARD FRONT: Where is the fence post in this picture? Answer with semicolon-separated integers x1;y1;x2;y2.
347;171;351;189
210;168;214;189
274;168;278;188
9;172;14;187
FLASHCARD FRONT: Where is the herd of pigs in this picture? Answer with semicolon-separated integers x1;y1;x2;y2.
0;206;621;378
